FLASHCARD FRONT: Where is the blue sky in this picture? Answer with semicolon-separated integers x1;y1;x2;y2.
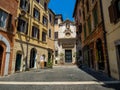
48;0;76;21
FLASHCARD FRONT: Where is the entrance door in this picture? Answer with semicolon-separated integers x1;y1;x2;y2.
0;46;3;74
65;50;72;63
30;48;36;68
15;53;22;71
90;49;94;68
117;45;120;78
96;39;105;70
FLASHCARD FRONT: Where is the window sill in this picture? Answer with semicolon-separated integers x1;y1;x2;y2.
0;27;14;35
33;18;40;23
41;41;47;44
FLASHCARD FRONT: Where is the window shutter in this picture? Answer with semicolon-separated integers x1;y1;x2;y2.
32;26;34;37
27;3;30;13
37;30;39;40
38;12;40;21
7;14;12;30
25;23;28;35
109;4;115;23
108;4;118;23
17;18;21;31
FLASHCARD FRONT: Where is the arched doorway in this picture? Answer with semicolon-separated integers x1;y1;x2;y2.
15;53;22;72
0;45;4;75
96;39;105;70
30;48;37;68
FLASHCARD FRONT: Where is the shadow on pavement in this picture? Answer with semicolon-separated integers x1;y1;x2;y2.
77;65;120;90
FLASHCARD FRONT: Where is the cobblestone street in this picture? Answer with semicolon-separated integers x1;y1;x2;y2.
0;65;119;90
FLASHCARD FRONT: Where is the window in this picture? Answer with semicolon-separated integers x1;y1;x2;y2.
54;32;58;40
78;24;82;34
33;8;40;20
79;10;81;17
42;31;46;42
32;26;39;39
20;0;28;11
55;19;58;24
44;2;47;11
49;14;52;22
86;0;89;13
109;0;120;23
84;24;86;39
116;45;120;72
88;17;91;34
36;0;40;3
48;29;51;38
66;23;70;29
55;51;58;57
83;11;85;20
0;9;12;29
42;16;48;26
17;18;28;34
117;45;120;59
93;5;98;27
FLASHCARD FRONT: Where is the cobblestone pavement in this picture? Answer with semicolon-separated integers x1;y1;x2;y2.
0;65;119;90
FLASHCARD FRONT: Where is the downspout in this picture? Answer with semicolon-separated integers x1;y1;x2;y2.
99;0;111;77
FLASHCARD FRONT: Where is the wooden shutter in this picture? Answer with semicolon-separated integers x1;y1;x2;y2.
37;29;40;40
32;26;34;37
108;3;118;23
25;23;28;35
27;3;30;13
7;14;12;30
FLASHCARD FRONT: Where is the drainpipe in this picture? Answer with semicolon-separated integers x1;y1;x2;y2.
99;0;111;77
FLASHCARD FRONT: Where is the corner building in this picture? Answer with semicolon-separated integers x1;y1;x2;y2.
102;0;120;80
12;0;50;73
0;0;18;76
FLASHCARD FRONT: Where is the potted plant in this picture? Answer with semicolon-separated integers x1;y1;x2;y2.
47;59;53;68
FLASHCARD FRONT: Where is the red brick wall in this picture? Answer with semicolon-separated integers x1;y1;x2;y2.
0;0;18;75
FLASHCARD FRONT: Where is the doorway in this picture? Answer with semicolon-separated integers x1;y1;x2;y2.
116;45;120;79
15;53;22;72
30;48;37;68
0;46;4;74
96;39;105;70
65;50;72;63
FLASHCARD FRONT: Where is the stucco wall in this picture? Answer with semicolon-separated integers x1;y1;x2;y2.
102;0;120;79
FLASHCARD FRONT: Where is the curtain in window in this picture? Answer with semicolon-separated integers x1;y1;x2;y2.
0;10;8;28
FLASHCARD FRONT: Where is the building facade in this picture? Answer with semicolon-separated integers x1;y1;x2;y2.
101;0;120;80
0;0;18;76
73;0;82;62
54;19;76;65
12;0;50;73
73;0;109;75
48;9;55;62
54;15;63;65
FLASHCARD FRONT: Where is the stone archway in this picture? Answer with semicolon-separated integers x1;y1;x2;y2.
96;39;105;70
0;35;10;76
29;48;37;68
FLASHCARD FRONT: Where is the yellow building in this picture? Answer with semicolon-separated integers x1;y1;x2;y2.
12;0;50;73
48;9;55;62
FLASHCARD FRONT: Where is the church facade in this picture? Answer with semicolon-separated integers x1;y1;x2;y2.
54;19;76;65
